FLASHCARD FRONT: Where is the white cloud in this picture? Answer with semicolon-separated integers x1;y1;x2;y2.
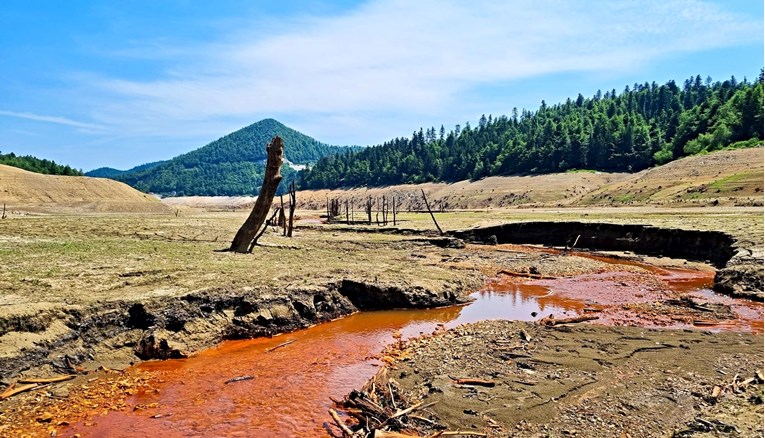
78;0;761;144
0;110;107;131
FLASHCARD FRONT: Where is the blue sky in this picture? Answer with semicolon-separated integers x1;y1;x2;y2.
0;0;762;171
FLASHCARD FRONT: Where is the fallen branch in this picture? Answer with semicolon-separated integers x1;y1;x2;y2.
266;339;295;353
0;383;39;400
329;408;354;436
18;375;75;384
538;314;599;326
224;375;255;384
451;378;496;388
499;270;556;280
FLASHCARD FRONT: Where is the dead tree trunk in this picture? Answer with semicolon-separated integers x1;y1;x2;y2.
366;196;372;225
392;197;397;226
287;181;296;237
421;188;443;236
229;136;284;253
1;203;6;219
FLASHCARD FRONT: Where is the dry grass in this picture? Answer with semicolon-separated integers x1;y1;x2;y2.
0;212;472;310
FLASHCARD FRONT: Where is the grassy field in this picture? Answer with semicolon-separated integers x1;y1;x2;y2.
1;205;761;310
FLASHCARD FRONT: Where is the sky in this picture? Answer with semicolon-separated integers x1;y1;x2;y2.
0;0;762;171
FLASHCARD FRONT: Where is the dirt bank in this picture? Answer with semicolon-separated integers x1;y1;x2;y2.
345;320;763;437
450;221;763;301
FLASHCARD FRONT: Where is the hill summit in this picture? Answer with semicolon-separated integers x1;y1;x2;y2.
110;119;354;196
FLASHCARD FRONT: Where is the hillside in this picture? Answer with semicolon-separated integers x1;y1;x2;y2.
113;118;355;196
580;147;764;206
0;164;169;213
300;74;763;189
86;160;168;178
0;151;82;176
249;147;760;212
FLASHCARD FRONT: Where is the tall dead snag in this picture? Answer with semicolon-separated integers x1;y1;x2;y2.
366;196;373;225
229;136;284;253
279;195;287;236
287;181;296;237
421;188;443;235
1;203;6;219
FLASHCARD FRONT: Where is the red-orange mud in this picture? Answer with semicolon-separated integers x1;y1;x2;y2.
62;253;762;437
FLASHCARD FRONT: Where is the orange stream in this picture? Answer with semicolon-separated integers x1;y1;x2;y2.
64;255;762;437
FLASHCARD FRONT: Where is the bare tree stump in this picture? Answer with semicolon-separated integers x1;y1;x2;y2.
229;136;284;253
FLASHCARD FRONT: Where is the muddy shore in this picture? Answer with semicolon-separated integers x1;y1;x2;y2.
362;320;763;437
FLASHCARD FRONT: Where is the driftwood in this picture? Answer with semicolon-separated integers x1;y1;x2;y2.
0;383;39;400
499;270;556;280
18;375;75;384
229;136;284;253
224;375;254;384
266;339;295;352
451;378;496;387
538;314;599;326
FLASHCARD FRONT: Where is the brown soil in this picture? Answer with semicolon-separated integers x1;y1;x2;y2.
380;320;763;437
0;164;170;214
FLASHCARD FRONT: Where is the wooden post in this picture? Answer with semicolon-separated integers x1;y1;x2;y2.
421;188;443;235
1;203;6;219
351;199;355;224
287;181;296;237
230;136;284;253
279;195;286;235
345;200;349;225
326;196;329;220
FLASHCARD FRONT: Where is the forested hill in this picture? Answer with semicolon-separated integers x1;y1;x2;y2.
86;160;168;178
0;151;82;176
113;118;355;196
300;74;764;189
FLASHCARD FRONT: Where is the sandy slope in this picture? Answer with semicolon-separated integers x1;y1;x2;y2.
163;148;763;211
0;164;170;214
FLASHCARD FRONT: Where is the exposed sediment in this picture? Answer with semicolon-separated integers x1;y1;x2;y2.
449;221;763;300
0;279;474;379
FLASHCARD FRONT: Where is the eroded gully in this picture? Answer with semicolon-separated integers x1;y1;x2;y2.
65;251;762;437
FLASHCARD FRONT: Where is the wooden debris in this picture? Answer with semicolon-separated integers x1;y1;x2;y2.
499;270;555;280
0;383;39;400
451;378;496;388
519;329;532;343
224;375;254;384
538;314;599;326
266;339;295;352
329;408;354;436
18;375;75;384
755;369;764;383
711;386;721;398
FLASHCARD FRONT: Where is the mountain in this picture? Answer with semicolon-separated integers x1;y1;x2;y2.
300;73;764;189
86;160;168;178
0;151;83;176
113;118;357;196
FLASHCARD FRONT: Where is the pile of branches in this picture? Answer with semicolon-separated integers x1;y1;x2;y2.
328;367;439;437
328;368;487;438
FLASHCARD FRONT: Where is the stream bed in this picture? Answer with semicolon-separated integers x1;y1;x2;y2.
66;253;762;437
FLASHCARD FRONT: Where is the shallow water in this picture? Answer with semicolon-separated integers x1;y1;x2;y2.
66;255;762;437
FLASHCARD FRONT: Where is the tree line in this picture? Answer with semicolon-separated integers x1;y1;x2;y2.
300;73;764;189
0;151;83;176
